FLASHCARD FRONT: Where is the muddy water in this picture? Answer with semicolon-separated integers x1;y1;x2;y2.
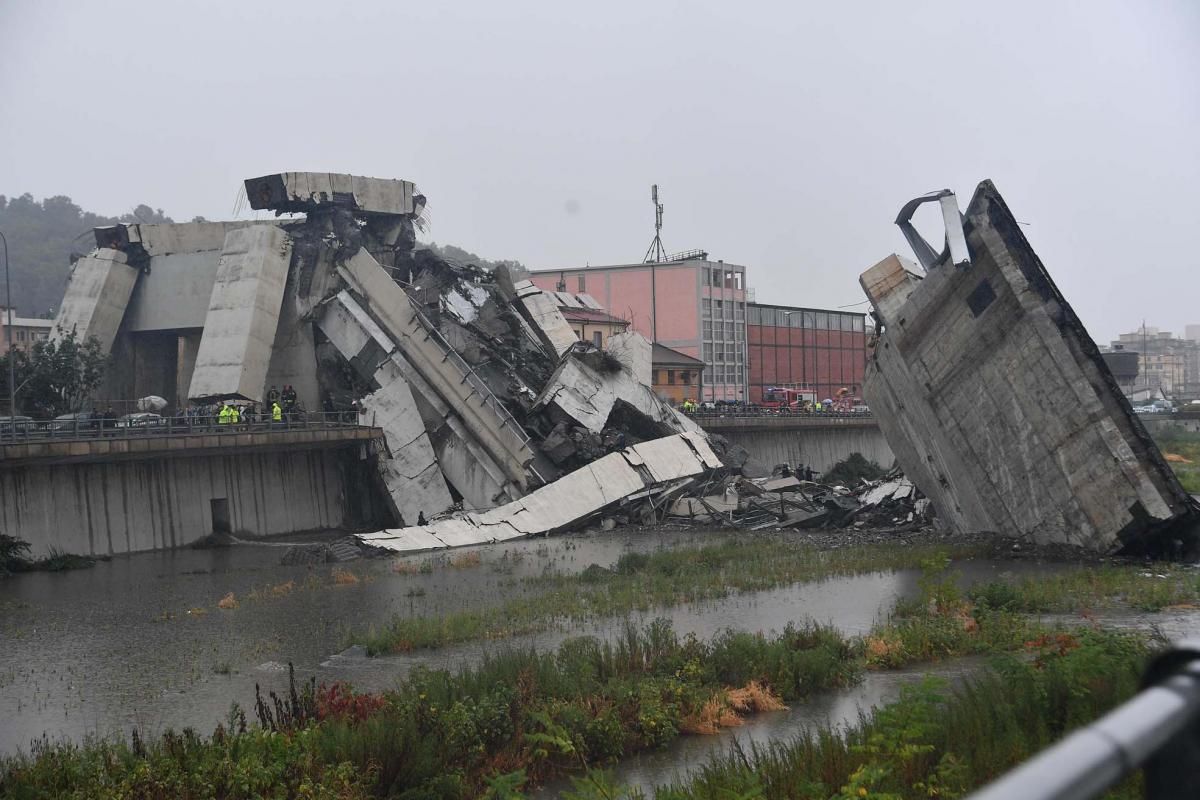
0;529;1173;760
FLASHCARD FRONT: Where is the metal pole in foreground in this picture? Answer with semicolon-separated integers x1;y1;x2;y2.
0;230;13;437
966;640;1200;800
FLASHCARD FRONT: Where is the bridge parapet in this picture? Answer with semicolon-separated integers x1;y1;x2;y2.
692;412;879;433
0;417;384;467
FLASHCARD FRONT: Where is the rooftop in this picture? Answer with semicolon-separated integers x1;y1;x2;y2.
652;343;704;367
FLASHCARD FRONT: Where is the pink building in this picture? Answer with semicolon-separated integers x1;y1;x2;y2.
530;259;749;401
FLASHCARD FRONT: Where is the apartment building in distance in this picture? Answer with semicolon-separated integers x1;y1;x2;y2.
530;257;749;402
0;308;53;356
1111;326;1200;396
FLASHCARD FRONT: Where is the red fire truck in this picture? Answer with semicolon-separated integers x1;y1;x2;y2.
761;386;816;412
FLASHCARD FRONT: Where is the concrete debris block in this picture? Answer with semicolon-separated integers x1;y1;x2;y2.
188;225;293;401
318;291;393;377
319;292;517;511
515;286;581;357
859;478;914;507
244;172;417;216
52;249;139;353
862;180;1198;554
338;247;534;494
859;254;922;325
131;221;266;255
316;290;457;522
363;358;455;524
534;353;704;437
355;433;718;554
540;421;578;465
606;331;653;386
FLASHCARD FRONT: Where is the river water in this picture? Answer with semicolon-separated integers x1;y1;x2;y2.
2;528;1195;793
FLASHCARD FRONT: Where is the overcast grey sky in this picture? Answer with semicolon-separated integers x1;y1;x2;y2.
2;1;1197;343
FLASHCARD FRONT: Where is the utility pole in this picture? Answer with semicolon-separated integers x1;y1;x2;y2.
0;230;13;434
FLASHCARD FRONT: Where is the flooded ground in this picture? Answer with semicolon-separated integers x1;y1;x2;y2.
534;658;985;798
2;527;1193;767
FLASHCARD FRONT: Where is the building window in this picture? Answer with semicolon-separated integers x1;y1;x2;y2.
17;331;25;342
680;370;691;385
592;331;603;348
667;370;676;385
577;275;586;292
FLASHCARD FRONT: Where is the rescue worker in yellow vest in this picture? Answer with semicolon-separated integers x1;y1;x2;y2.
230;405;241;425
218;404;232;425
814;401;823;413
271;401;283;424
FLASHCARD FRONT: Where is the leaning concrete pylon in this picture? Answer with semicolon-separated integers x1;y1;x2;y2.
52;249;139;353
861;180;1198;555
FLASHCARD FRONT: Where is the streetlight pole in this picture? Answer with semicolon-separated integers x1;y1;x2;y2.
0;231;13;434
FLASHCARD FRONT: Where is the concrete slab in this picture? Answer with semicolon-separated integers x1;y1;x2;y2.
188;225;293;401
518;289;580;357
244;172;417;215
356;433;718;555
534;354;705;437
606;332;653;386
53;249;139;353
338;248;533;493
861;180;1197;553
362;358;455;524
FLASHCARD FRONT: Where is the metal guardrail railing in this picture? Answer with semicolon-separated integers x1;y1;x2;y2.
404;295;532;447
684;409;874;420
967;640;1200;800
0;411;373;445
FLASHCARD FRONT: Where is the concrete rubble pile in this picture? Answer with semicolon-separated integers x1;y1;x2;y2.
53;171;736;554
842;473;934;531
657;470;873;532
860;180;1199;555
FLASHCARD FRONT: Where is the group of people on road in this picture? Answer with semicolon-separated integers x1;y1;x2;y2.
183;384;301;429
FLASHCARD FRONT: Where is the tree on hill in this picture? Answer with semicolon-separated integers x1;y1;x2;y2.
0;195;174;318
422;242;527;275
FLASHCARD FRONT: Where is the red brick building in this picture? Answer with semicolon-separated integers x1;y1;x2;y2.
746;303;867;405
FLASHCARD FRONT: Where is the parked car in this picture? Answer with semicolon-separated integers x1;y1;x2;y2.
116;412;166;428
48;411;102;433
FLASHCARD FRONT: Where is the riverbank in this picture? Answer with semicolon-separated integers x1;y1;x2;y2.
0;548;1172;798
1;527;1196;797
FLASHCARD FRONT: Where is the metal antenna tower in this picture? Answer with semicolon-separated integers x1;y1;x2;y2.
643;184;667;263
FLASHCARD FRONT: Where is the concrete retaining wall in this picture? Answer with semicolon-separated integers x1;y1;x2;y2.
717;426;894;474
0;448;383;558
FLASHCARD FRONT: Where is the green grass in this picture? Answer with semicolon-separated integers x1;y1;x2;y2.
1151;428;1200;494
0;619;861;799
354;540;989;654
0;535;96;575
638;628;1149;800
966;565;1200;613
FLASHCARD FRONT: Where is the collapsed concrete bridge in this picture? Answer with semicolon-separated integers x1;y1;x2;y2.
48;172;721;553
